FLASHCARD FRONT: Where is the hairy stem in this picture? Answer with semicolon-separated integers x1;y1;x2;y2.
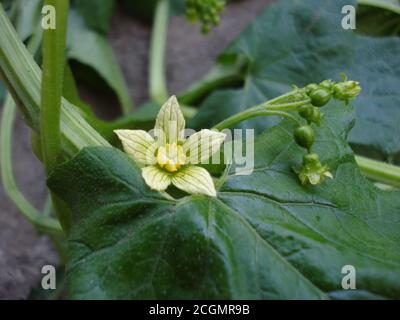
149;0;169;104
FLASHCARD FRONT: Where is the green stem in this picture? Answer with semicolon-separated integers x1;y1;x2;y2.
149;0;169;104
41;0;69;174
0;96;62;235
0;4;110;156
355;156;400;188
212;99;305;131
213;109;300;131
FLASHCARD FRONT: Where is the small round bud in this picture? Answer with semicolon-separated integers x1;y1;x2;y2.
303;153;320;166
294;125;315;150
298;105;322;125
309;88;332;107
333;81;361;101
185;0;226;34
298;105;314;119
310;107;322;125
319;80;334;91
306;83;319;94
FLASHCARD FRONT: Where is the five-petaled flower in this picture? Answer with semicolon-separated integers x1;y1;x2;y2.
115;96;226;197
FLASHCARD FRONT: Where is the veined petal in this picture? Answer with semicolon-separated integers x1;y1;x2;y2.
183;129;226;165
114;130;156;165
172;166;217;197
142;166;172;191
154;96;185;145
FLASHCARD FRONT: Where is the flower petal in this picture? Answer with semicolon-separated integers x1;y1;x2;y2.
114;130;156;165
154;96;185;145
142;166;172;191
172;166;217;197
183;129;226;164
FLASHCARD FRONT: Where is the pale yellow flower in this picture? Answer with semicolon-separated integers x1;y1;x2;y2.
115;96;226;197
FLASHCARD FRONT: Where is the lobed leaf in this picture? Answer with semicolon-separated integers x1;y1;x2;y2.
48;102;400;299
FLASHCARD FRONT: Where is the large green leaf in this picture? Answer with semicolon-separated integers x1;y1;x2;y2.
190;0;400;162
48;101;400;299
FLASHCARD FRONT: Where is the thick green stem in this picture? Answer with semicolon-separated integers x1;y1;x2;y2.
0;96;62;235
355;156;400;188
41;0;69;174
149;0;169;104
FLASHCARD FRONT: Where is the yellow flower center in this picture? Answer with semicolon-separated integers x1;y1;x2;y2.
157;143;187;173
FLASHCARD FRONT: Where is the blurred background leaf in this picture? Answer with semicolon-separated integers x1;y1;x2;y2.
0;0;133;115
120;0;186;22
357;0;400;36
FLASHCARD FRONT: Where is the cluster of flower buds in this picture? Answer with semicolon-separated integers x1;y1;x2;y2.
292;121;333;186
292;76;361;185
185;0;226;34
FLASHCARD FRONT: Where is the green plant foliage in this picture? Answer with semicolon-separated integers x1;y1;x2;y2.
357;0;400;36
48;102;400;299
67;8;133;114
2;0;132;114
72;0;114;34
121;0;186;22
190;0;400;162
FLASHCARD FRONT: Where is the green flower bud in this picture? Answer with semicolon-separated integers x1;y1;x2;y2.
309;88;332;107
319;80;334;91
298;105;314;119
306;83;319;94
294;125;315;150
310;107;322;125
303;153;320;166
333;81;362;101
185;0;226;34
298;105;322;125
